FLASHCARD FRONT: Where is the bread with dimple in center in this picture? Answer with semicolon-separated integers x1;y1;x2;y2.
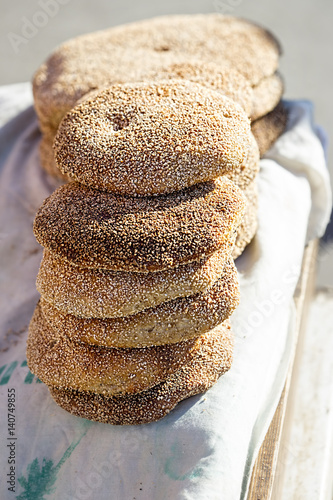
39;123;259;188
53;80;252;196
33;14;281;137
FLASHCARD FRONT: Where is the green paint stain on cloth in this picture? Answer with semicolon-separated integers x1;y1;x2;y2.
0;361;18;385
16;425;91;500
21;360;35;384
23;371;34;384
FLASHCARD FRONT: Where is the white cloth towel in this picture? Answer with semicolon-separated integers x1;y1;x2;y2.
0;84;331;500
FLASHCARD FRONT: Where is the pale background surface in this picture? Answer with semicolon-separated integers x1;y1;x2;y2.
1;0;333;284
1;0;332;156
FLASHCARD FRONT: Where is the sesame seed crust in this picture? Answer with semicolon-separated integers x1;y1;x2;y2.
27;301;217;396
143;61;253;117
39;133;70;181
251;72;284;121
53;80;251;195
33;46;182;136
33;177;246;272
227;132;259;191
251;101;288;157
33;14;281;137
109;14;281;86
39;257;239;348
233;180;258;259
39;122;258;189
27;13;282;426
48;320;233;425
37;242;234;318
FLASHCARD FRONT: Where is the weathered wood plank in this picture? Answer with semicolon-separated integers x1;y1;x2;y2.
247;240;318;500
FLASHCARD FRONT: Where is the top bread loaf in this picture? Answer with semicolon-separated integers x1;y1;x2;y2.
53;80;251;195
33;14;281;134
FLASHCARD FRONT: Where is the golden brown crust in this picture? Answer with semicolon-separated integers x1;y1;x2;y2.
251;101;288;157
40;257;239;347
37;242;234;318
143;61;253;116
27;302;214;396
33;14;281;137
48;320;233;425
54;81;251;196
38;125;258;190
227;132;259;190
33;46;179;136
33;177;246;272
251;72;284;121
109;14;281;85
39;133;70;181
233;180;258;259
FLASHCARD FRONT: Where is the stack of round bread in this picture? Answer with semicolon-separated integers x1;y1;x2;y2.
27;79;255;424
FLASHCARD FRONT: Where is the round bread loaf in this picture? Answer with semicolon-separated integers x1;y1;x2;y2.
37;241;234;318
146;63;283;122
40;257;239;347
34;45;170;135
27;302;208;396
251;72;284;121
227;132;259;190
33;14;281;136
54;80;251;195
39;122;258;188
251;101;288;157
109;14;281;85
48;320;233;425
39;133;70;181
33;177;246;272
143;61;253;116
233;180;258;259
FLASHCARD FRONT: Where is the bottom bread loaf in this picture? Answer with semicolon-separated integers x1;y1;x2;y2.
43;320;233;425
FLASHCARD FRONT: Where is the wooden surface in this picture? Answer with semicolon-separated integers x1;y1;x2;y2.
271;290;333;499
247;239;319;500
